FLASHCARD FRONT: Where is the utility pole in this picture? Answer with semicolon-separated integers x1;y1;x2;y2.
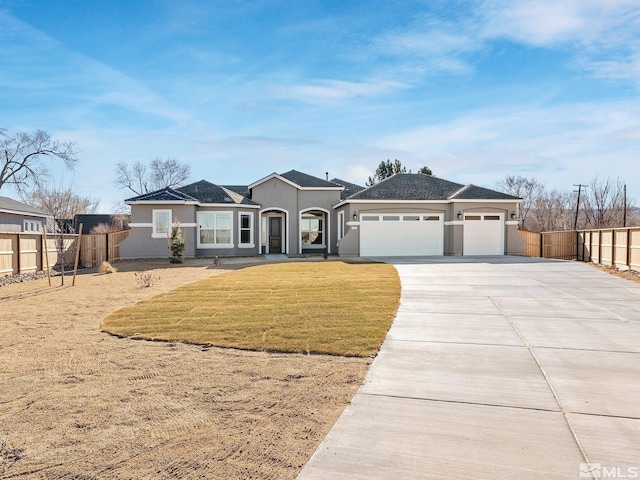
573;184;588;230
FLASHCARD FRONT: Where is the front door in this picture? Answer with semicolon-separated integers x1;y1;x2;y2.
269;217;282;253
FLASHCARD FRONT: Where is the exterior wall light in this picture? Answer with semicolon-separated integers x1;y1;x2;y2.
511;212;516;220
457;211;462;220
353;212;357;221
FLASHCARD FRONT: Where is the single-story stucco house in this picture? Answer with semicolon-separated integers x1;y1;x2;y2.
120;170;524;259
0;195;50;233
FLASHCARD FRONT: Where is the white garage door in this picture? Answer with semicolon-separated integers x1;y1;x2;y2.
360;214;444;256
463;213;504;256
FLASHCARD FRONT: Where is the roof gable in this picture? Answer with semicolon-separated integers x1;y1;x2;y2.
125;187;196;203
249;170;343;190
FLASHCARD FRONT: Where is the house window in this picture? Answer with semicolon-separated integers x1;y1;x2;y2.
383;215;400;221
337;211;344;240
153;210;172;238
239;212;254;247
198;212;232;248
301;212;324;246
23;220;42;232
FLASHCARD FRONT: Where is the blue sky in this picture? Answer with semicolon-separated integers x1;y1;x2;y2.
1;0;639;212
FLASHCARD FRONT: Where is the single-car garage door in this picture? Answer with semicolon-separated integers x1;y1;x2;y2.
463;213;504;255
360;213;444;256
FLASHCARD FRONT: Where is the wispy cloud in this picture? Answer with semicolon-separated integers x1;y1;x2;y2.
269;78;412;103
0;10;190;126
373;99;640;191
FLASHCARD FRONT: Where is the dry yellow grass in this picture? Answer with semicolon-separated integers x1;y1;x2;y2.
103;261;400;357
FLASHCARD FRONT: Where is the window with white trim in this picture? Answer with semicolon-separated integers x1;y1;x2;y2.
301;212;324;246
23;220;42;232
239;212;254;247
198;212;232;248
152;210;172;238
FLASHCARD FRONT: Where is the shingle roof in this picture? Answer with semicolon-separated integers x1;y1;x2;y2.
125;181;258;205
347;174;519;201
0;195;49;217
330;178;365;200
125;187;196;203
179;180;258;205
280;170;341;188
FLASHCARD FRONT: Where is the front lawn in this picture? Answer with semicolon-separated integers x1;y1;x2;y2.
102;261;401;357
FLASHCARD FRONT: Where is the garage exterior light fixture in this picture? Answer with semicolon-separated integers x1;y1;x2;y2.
457;211;462;220
353;212;357;221
511;212;516;220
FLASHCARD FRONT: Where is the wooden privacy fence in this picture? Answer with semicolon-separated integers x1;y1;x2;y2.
0;230;129;275
519;227;640;272
80;230;130;268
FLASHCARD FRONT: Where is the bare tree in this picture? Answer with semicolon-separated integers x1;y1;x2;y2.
580;177;629;229
115;157;190;195
530;189;574;232
23;184;99;285
0;128;77;193
496;175;544;229
115;161;149;196
150;157;190;190
24;184;99;222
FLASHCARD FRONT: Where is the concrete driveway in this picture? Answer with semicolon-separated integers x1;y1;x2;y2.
298;256;640;479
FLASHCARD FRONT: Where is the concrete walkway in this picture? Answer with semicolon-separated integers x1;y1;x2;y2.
297;257;640;479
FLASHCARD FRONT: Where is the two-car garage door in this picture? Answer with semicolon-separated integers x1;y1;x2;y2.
360;214;444;256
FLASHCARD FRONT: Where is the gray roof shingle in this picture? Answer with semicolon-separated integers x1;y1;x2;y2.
330;178;365;200
126;181;258;205
280;170;340;188
347;174;519;201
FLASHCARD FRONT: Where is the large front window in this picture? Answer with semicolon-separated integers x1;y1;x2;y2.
301;212;324;246
198;212;232;248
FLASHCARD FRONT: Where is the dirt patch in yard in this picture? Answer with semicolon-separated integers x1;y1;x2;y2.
0;259;370;479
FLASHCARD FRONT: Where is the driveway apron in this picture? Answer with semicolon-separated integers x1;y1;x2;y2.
297;256;640;479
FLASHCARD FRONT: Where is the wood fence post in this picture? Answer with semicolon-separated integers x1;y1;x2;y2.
598;230;602;264
16;233;21;274
539;232;543;258
611;229;616;267
42;227;51;286
106;233;110;262
72;224;83;287
627;228;632;268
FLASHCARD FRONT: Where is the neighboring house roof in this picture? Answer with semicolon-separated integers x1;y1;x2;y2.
222;185;250;196
125;181;259;206
74;214;130;233
330;178;366;200
344;174;520;202
0;195;49;218
249;169;343;190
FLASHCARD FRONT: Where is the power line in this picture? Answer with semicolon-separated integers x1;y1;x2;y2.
573;184;588;230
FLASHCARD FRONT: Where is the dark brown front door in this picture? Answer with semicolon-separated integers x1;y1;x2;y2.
269;217;282;253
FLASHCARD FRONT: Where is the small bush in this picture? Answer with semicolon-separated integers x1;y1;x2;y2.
98;261;117;274
135;271;160;288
